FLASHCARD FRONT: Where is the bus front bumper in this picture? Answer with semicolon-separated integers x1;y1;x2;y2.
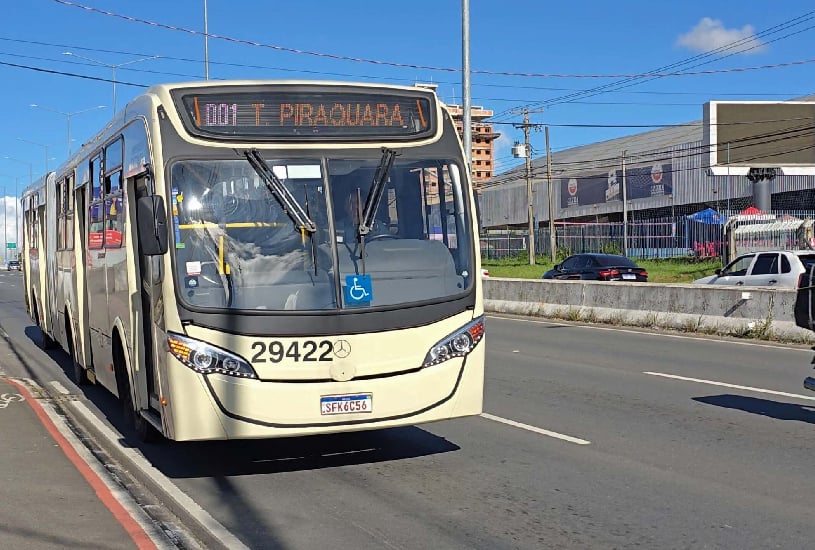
164;343;485;441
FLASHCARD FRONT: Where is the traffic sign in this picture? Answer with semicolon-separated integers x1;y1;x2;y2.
6;243;15;249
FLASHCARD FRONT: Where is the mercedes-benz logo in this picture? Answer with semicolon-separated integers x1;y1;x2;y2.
333;339;351;358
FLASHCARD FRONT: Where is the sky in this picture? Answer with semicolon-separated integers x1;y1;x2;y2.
1;0;814;250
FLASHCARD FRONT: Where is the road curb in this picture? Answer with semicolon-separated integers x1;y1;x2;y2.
485;298;815;344
54;396;249;550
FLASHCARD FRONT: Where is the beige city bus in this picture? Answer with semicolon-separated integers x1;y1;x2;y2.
22;80;485;441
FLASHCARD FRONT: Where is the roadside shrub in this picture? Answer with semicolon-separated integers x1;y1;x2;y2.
556;246;573;263
601;242;623;256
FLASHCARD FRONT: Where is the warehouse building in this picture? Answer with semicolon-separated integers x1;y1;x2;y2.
479;95;815;231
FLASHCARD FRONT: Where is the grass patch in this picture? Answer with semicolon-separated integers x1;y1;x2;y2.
638;258;722;284
482;255;722;284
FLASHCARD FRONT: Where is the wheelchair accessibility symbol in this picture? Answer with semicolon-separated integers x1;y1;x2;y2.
344;274;373;305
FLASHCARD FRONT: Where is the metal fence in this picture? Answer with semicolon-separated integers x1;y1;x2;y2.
481;210;815;261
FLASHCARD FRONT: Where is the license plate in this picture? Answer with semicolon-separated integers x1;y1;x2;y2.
320;393;373;415
622;273;636;280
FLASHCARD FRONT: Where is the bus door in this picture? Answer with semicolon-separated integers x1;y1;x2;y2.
32;203;46;326
44;173;59;344
74;178;93;375
134;175;160;405
86;154;114;389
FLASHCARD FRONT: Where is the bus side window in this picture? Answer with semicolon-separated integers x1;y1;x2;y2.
89;155;104;249
66;174;75;251
105;171;124;249
88;203;104;250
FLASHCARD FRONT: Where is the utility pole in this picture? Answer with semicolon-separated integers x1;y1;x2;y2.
523;109;535;264
621;150;628;257
545;126;556;262
15;177;19;260
511;107;545;265
461;0;471;169
204;0;210;80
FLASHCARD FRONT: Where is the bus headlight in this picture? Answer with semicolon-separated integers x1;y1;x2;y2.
423;316;484;368
167;332;257;379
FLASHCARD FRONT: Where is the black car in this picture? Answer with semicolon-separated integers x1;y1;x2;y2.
542;253;648;282
6;260;20;271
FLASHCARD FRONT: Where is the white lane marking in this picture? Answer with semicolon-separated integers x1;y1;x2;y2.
481;413;591;445
644;371;815;401
67;399;251;550
50;381;71;395
488;314;813;352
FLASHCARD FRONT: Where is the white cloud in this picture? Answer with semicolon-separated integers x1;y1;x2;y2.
676;17;766;54
2;196;22;257
492;131;515;174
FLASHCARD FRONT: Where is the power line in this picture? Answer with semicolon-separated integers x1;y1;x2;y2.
482;123;815;189
489;115;815;129
4;52;810;134
2;55;809;135
544;21;815;111
51;1;815;80
0;59;145;86
1;35;813;101
487;10;815;121
2;36;809;194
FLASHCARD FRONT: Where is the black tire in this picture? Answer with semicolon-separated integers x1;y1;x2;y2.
67;327;89;386
122;386;159;443
39;330;55;350
32;299;55;350
115;344;160;443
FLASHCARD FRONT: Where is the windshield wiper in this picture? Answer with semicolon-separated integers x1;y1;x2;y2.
244;149;316;234
359;147;397;237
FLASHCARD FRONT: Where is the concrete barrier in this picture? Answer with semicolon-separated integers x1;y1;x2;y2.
483;278;815;343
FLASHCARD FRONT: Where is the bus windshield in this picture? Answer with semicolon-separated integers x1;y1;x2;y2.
170;153;473;312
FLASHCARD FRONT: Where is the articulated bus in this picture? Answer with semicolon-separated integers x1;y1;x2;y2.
22;80;485;441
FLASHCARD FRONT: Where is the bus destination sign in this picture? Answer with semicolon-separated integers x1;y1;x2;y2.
176;89;436;141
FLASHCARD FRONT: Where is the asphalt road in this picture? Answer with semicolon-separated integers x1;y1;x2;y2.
1;268;814;549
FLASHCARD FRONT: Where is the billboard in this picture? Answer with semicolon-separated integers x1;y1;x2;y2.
704;101;815;176
560;163;673;209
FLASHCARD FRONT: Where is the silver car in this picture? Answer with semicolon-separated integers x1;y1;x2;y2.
694;250;815;288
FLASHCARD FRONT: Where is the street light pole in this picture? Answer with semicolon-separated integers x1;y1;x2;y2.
17;138;50;174
2;185;6;256
62;52;160;112
3;156;32;187
0;174;21;258
14;176;18;258
204;0;210;80
545;126;556;263
461;0;471;169
622;150;628;257
30;104;106;157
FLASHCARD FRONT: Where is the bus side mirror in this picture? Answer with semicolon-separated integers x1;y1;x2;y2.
137;195;168;256
794;265;815;332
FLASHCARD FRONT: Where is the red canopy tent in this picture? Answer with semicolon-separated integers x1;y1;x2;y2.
739;206;764;216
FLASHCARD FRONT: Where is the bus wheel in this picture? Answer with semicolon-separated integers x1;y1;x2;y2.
40;330;55;350
33;299;55;350
114;343;159;443
67;326;88;386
